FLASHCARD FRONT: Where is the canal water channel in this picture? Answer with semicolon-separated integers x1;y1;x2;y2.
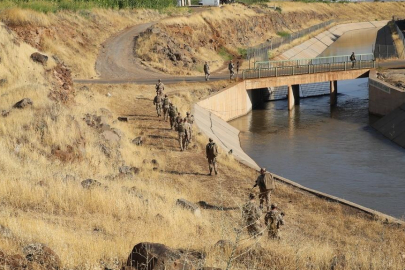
229;28;405;218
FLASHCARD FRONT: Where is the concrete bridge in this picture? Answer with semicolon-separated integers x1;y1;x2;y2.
198;54;375;121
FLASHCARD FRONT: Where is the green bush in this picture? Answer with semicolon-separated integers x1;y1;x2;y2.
277;31;290;37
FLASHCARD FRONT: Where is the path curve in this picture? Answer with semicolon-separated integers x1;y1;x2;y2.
76;21;229;85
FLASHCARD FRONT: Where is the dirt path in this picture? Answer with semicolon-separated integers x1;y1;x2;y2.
76;20;232;85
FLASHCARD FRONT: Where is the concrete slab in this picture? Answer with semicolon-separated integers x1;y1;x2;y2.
372;108;403;129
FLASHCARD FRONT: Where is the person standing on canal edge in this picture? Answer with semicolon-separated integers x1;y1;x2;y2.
350;52;356;68
206;138;218;175
228;60;235;81
253;168;275;211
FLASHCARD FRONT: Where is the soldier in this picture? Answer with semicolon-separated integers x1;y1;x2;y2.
162;95;170;121
242;193;262;237
155;79;165;95
264;203;284;239
228;60;235;81
236;60;240;76
153;93;162;117
204;62;210;81
185;112;194;142
169;103;178;130
206;138;218;175
177;119;186;151
175;112;182;131
350;52;356;68
253;167;275;211
184;117;191;150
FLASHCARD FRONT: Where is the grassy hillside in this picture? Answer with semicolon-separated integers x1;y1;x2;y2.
136;2;405;75
0;4;405;270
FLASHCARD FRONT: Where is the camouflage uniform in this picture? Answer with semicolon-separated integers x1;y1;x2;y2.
254;171;275;211
169;105;178;130
206;139;218;175
175;114;182;131
228;61;235;80
156;80;165;95
264;207;284;239
185;113;194;142
204;62;210;81
184;119;191;150
162;97;170;121
242;200;262;237
177;121;186;151
236;61;240;75
153;94;162;117
350;52;356;68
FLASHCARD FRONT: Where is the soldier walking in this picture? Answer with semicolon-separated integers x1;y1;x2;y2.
162;95;170;121
169;104;178;130
175;112;182;131
153;93;162;117
184;118;191;150
204;62;210;81
185;112;194;142
242;193;262;237
155;79;165;95
177;119;186;151
206;138;218;175
228;60;235;81
253;168;275;211
264;203;284;239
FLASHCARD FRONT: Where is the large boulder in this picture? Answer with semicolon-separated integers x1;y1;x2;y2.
30;52;48;65
13;98;33;109
22;243;61;270
176;199;201;217
125;242;202;270
0;251;27;270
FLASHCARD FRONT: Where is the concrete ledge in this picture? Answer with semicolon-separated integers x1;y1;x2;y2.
369;69;405;115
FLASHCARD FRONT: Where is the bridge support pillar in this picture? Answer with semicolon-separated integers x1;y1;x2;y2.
288;84;300;110
330;80;338;106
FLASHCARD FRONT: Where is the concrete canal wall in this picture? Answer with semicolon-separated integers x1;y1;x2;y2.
275;21;389;60
193;21;403;225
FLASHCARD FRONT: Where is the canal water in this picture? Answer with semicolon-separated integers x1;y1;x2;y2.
229;28;405;218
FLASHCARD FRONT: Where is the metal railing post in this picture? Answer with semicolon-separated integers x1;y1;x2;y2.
259;68;261;78
308;64;310;74
344;62;347;71
329;63;331;72
275;67;278;77
359;60;362;69
292;66;295;76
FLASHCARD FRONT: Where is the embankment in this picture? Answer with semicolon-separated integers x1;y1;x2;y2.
275;21;388;60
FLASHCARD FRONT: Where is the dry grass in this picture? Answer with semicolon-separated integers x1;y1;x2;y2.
1;5;405;270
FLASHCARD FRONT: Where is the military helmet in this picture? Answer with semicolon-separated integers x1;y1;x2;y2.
165;94;168;97
209;138;213;142
158;79;161;82
249;193;255;200
186;112;190;115
260;167;266;173
271;203;277;209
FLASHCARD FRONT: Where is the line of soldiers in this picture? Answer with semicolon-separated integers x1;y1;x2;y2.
153;80;194;152
242;168;285;239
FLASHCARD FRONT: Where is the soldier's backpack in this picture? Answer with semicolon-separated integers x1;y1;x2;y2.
163;98;169;106
267;211;278;231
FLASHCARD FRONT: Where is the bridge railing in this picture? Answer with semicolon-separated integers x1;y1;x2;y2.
254;53;374;69
242;60;375;80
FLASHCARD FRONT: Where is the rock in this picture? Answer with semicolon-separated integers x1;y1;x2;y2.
13;98;33;109
99;108;113;119
81;179;101;189
101;130;120;144
23;243;61;270
125;242;196;270
0;78;7;86
0;225;13;238
119;166;140;175
125;186;144;200
132;137;143;146
0;251;27;270
176;199;202;217
151;159;159;167
30;52;48;65
79;85;89;91
1;110;10;117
